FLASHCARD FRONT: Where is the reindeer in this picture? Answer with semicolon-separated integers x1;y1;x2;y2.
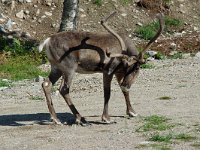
39;12;164;125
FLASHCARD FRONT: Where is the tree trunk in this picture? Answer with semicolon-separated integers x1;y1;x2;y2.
59;0;79;32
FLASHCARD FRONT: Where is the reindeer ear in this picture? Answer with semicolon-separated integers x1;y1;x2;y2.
107;58;121;75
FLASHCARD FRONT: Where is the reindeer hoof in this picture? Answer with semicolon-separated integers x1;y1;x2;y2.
76;117;91;126
127;111;138;117
53;120;63;125
102;117;116;124
102;120;116;124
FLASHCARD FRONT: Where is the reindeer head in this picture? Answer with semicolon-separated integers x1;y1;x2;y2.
101;12;164;91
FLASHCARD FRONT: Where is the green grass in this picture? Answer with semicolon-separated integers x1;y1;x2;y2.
136;115;173;132
136;143;171;150
191;142;200;148
0;55;48;81
168;52;183;59
149;134;173;143
120;0;132;5
135;16;183;40
30;95;44;101
174;133;197;141
148;133;197;143
140;63;155;69
0;79;11;87
159;96;172;100
92;0;102;6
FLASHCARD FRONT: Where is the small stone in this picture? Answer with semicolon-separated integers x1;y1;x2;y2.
146;50;158;57
35;76;44;82
195;52;200;58
24;10;30;15
182;53;191;59
79;8;84;12
36;9;40;16
45;12;52;16
121;13;127;17
16;10;24;19
136;22;143;26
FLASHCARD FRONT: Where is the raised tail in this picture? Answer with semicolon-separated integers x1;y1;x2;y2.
38;37;50;53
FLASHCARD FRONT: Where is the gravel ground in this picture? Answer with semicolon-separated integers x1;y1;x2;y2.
0;58;200;150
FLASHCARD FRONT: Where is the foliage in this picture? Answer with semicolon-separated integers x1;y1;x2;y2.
140;63;155;69
92;0;102;6
0;37;36;56
149;133;197;143
120;0;132;5
0;79;11;87
174;133;197;141
135;16;183;40
168;52;183;59
30;95;44;101
136;115;173;132
149;133;173;143
159;96;172;100
0;55;48;81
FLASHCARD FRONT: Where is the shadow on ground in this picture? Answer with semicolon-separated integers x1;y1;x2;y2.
0;113;75;126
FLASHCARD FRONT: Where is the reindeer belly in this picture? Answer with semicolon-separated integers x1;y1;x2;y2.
76;49;103;74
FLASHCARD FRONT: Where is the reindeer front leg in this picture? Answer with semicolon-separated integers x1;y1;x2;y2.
102;73;113;123
115;73;138;117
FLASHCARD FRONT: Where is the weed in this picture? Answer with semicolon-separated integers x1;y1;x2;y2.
136;143;171;150
92;0;102;6
154;52;165;60
0;55;48;80
149;133;197;143
30;96;44;101
149;133;173;143
168;52;183;59
191;142;200;148
140;63;155;69
120;0;132;5
0;79;11;87
174;133;197;141
136;115;173;132
2;38;36;56
159;96;172;100
135;16;183;40
135;22;158;40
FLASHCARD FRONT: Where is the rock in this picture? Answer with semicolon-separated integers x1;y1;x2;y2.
169;51;178;56
182;53;191;59
169;42;177;50
195;52;200;58
136;22;143;26
25;0;32;2
2;0;12;4
35;76;44;82
2;79;9;82
18;0;24;3
146;50;158;57
0;87;9;91
4;18;13;30
24;10;30;15
193;26;198;31
16;10;24;19
36;9;40;16
44;11;52;16
121;13;127;17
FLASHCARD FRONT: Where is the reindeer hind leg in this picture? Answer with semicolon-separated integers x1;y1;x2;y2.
42;66;62;125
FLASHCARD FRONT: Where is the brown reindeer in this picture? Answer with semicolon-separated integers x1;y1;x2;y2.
39;12;164;125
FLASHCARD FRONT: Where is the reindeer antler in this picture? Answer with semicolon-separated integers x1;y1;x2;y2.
101;11;126;52
139;13;165;62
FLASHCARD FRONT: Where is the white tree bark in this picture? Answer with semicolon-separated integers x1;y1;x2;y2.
59;0;79;32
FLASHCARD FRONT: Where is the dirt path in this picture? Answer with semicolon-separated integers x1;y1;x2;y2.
0;58;200;150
